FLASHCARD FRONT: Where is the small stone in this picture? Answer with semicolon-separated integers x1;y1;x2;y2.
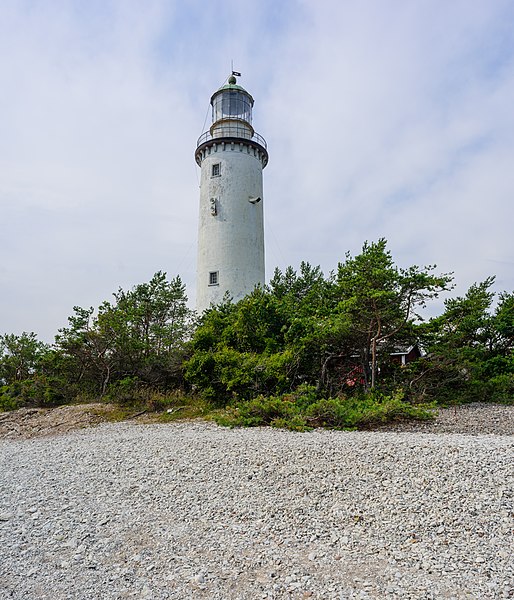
193;572;205;584
308;552;316;561
0;512;13;521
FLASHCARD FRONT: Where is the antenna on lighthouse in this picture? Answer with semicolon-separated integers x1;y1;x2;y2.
230;60;241;78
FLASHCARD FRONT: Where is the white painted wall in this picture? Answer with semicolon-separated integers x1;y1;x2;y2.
196;141;265;312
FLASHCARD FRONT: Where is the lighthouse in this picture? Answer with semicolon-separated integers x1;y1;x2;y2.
195;74;268;312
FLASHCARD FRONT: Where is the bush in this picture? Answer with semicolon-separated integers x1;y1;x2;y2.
104;377;144;405
305;398;352;428
306;391;434;429
213;388;434;431
214;395;304;429
282;384;320;411
0;376;70;411
185;347;298;405
488;374;514;404
0;385;21;412
104;377;195;412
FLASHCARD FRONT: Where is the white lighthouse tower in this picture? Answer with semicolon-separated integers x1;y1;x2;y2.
195;74;268;312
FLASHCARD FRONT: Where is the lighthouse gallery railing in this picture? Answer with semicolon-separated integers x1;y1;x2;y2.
196;128;267;150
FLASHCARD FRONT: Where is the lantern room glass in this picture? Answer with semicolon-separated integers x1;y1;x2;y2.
212;90;253;124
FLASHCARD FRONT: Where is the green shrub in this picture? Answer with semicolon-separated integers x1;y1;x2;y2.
306;390;434;429
213;387;434;431
354;390;434;427
488;374;514;404
104;378;197;412
283;384;320;411
0;385;21;412
306;397;353;428
185;347;298;405
0;376;70;411
214;394;304;428
104;377;144;405
270;414;310;432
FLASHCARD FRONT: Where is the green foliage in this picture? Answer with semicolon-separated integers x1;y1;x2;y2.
0;332;49;385
0;375;69;411
214;389;434;431
103;377;206;413
2;241;512;422
186;261;342;402
0;333;73;410
0;386;20;412
216;395;301;428
103;377;145;405
185;345;297;405
417;278;514;404
0;273;194;411
488;374;514;404
186;240;452;402
306;391;434;429
336;239;452;389
54;271;194;396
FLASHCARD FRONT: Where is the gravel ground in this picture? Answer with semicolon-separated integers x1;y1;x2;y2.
0;407;512;599
377;402;514;436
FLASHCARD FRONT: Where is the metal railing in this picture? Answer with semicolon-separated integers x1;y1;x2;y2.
196;128;267;150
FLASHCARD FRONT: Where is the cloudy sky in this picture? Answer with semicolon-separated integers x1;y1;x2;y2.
1;0;513;341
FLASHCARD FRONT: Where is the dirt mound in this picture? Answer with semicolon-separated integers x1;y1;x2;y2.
0;404;117;440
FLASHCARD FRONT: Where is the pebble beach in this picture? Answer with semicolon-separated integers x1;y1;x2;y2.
1;404;512;599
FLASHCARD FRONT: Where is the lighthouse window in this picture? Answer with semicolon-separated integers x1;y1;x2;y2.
209;271;219;286
211;163;221;177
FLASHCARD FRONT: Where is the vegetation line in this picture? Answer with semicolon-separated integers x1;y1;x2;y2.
1;240;512;430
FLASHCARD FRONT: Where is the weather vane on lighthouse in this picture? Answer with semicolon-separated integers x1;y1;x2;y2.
194;72;268;312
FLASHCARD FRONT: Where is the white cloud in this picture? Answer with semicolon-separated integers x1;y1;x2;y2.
1;0;513;340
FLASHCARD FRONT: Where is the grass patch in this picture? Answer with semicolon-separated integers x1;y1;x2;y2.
90;386;213;424
154;395;213;422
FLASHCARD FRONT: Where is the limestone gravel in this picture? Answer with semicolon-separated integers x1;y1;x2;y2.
377;402;514;436
0;413;512;599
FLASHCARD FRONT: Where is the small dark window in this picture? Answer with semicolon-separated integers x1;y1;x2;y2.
211;163;220;177
209;271;219;286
